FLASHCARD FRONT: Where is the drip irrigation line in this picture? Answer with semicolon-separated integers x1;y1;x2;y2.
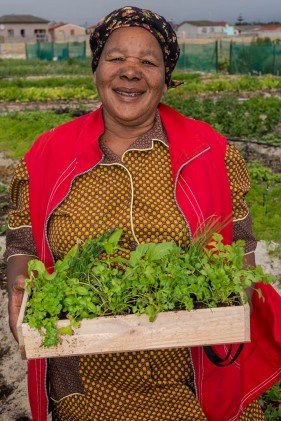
227;137;281;148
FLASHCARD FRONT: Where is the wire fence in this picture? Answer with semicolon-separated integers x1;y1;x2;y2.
26;41;86;61
176;40;281;75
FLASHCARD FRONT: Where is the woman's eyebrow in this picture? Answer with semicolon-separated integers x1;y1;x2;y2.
105;47;160;57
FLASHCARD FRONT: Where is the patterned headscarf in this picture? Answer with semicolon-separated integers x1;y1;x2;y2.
89;6;182;88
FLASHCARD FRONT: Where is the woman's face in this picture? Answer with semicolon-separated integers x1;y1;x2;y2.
93;27;167;128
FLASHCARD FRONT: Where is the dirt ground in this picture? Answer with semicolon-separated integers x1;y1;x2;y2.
0;151;280;421
0;154;32;421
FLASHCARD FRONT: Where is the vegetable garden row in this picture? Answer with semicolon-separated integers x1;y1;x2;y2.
0;58;280;418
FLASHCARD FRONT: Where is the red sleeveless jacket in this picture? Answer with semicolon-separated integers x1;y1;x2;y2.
25;104;281;421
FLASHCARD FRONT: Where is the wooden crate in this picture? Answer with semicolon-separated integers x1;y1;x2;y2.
17;291;250;360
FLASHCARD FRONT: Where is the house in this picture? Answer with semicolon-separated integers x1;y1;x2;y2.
176;20;235;39
86;24;96;36
0;14;49;42
253;25;281;39
48;22;86;42
235;24;264;38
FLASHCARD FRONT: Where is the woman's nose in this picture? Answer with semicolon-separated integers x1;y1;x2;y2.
119;61;142;81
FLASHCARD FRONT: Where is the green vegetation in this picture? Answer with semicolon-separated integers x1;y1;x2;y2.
0;58;92;78
260;381;281;420
171;73;281;92
0;76;93;88
0;86;98;102
163;95;281;145
247;162;281;249
0;111;74;158
24;229;274;347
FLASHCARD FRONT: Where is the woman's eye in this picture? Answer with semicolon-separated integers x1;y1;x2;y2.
142;60;155;66
111;57;124;62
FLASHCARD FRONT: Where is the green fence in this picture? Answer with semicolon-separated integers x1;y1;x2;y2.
26;41;86;61
229;42;281;75
176;40;281;75
177;42;218;73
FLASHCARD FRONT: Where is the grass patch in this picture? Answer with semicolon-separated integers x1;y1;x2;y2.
0;58;92;78
0;111;74;159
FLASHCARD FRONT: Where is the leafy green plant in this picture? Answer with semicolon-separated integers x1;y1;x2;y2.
0;86;98;102
162;94;281;145
24;228;275;347
247;162;281;248
260;381;281;420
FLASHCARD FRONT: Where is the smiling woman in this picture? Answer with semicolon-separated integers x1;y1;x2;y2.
93;27;167;155
4;5;281;421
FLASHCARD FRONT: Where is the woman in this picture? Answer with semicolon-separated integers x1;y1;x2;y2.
5;6;281;421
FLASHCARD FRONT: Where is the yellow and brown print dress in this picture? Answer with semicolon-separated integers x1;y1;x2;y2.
5;113;264;420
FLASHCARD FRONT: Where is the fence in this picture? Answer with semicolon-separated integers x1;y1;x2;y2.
177;40;281;74
177;42;218;73
25;41;86;61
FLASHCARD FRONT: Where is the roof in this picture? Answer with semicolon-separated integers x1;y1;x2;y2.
48;22;66;30
215;21;229;27
255;25;281;31
49;22;86;31
178;20;227;27
0;14;49;24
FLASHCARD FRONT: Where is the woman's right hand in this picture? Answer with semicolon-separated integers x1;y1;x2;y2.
6;255;34;343
7;274;26;342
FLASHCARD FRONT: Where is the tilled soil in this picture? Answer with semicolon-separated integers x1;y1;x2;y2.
0;154;32;421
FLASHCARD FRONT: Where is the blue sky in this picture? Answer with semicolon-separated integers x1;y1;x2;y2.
1;0;281;26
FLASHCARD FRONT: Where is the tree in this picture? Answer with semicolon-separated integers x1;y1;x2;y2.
236;14;245;25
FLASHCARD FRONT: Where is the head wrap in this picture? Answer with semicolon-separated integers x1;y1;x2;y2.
89;6;182;88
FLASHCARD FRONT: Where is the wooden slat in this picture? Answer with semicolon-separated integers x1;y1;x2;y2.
18;298;250;359
16;290;29;359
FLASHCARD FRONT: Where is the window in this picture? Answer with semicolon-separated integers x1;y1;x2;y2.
20;29;25;38
34;29;47;41
70;29;75;36
8;29;14;39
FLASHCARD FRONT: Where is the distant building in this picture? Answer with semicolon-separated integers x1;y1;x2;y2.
234;24;281;39
253;25;281;39
235;24;264;37
0;14;49;42
48;22;86;42
86;25;96;36
176;20;236;39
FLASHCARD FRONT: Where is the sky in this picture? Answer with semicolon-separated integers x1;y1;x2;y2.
1;0;281;26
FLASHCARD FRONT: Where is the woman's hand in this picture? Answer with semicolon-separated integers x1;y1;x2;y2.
7;255;34;342
7;275;26;342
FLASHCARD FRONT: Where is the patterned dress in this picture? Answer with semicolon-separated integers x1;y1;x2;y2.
5;113;264;420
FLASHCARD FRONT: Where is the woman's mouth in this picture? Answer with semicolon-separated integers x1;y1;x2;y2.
115;89;143;98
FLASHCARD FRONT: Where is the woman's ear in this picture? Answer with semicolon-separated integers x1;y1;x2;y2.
163;84;168;94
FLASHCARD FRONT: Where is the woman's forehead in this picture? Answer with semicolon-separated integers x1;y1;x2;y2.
103;27;163;56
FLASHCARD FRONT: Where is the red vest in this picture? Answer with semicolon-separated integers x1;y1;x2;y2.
25;104;281;421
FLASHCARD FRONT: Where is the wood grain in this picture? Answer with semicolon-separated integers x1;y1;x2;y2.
17;291;250;359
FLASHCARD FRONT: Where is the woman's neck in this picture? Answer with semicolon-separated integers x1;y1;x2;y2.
101;111;156;157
